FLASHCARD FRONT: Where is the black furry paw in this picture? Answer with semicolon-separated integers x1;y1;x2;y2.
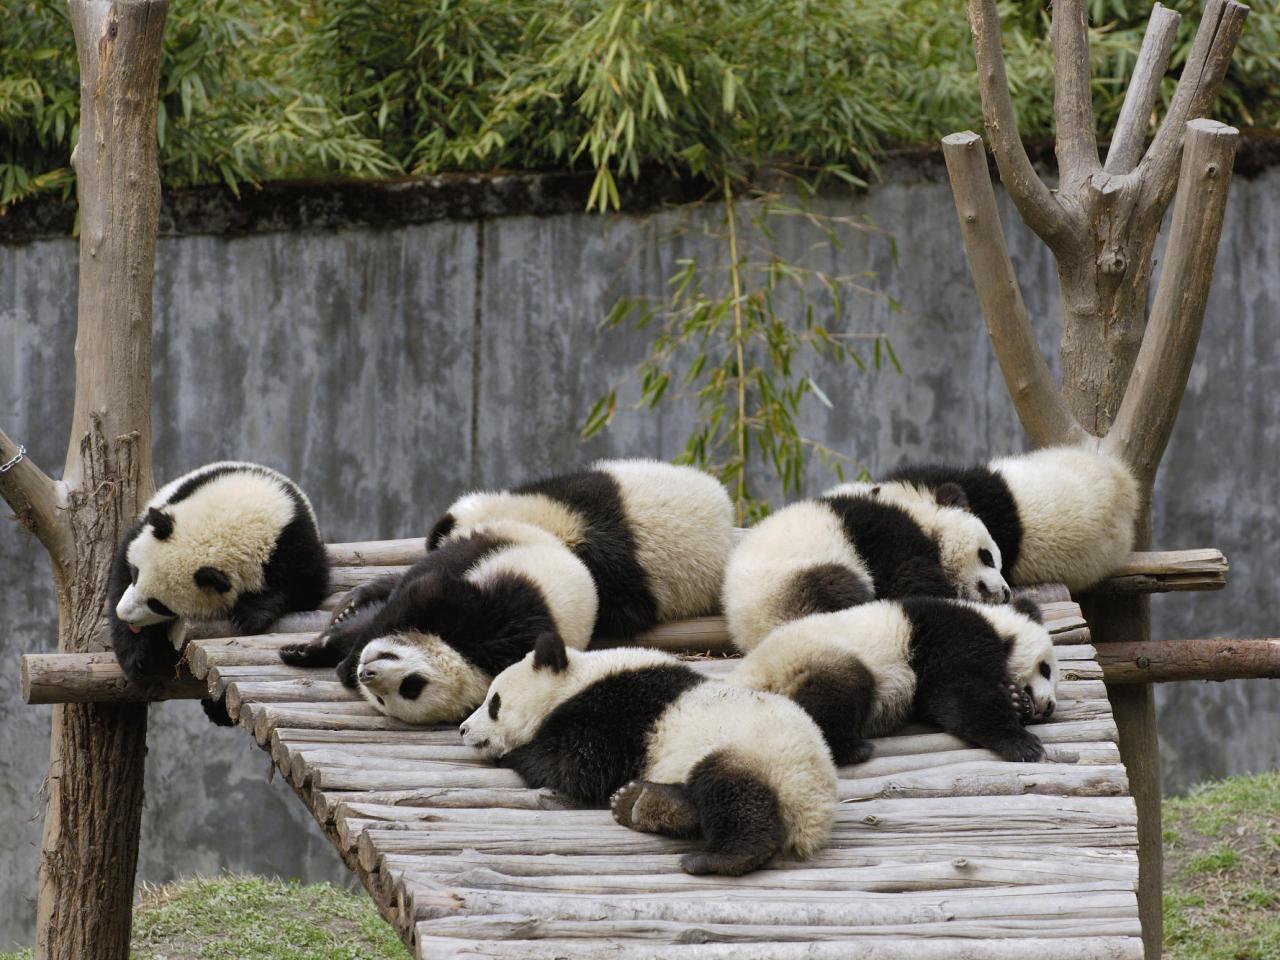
1008;683;1034;725
609;780;645;830
832;738;875;766
201;698;234;727
337;652;360;689
279;638;337;668
992;732;1045;763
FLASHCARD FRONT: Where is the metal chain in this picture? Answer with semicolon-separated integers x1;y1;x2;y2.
0;444;26;473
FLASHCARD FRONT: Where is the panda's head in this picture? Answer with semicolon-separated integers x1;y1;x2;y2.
990;595;1058;721
356;632;493;725
459;632;582;759
932;497;1011;604
115;507;241;629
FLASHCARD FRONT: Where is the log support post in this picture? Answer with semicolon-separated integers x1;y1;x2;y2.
943;2;1248;955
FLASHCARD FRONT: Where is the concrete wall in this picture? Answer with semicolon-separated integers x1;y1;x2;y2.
2;163;1277;947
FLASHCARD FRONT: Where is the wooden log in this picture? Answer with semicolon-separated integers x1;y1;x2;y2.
1079;548;1228;596
21;652;205;705
1097;638;1280;683
186;633;315;676
313;787;575;822
837;761;1127;801
327;538;425;566
412;933;1144;959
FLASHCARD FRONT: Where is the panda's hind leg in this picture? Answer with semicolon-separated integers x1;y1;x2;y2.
611;780;701;838
279;602;381;673
788;654;877;766
678;751;785;876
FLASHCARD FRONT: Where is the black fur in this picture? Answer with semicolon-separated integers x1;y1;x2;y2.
194;566;231;593
782;563;875;621
427;513;456;550
229;488;329;635
499;664;705;804
533;630;569;672
679;751;786;876
820;494;955;600
901;597;1045;762
435;468;659;641
397;674;428;701
788;654;878;765
1011;593;1043;623
146;507;174;540
887;463;1023;581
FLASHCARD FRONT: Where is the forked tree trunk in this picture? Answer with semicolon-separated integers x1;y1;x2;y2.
941;1;1246;956
0;2;168;957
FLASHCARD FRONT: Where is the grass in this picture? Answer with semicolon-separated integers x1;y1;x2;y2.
1164;772;1280;960
3;774;1277;959
0;876;408;960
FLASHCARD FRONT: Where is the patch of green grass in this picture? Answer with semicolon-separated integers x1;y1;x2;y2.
0;951;32;960
1165;772;1280;960
130;875;408;960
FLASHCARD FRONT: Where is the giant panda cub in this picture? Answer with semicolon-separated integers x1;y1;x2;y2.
429;459;733;640
460;634;836;876
724;484;1011;652
886;445;1139;591
729;595;1058;766
108;461;330;724
280;525;597;724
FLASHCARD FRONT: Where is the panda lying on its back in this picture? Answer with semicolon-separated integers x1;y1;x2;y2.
280;525;597;724
886;445;1139;591
730;595;1057;766
460;635;836;876
430;459;733;640
724;484;1011;652
108;461;329;723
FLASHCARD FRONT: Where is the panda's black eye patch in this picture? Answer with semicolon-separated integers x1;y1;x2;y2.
380;651;400;661
488;692;502;720
1039;661;1051;680
398;674;427;701
129;564;139;585
147;598;175;618
978;548;995;568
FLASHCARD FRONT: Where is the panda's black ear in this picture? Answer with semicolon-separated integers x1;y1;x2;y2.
532;631;568;673
146;507;175;541
1011;593;1043;623
427;513;456;551
869;485;882;497
933;482;969;511
194;566;232;593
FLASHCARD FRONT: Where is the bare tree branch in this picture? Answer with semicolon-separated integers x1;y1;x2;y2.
1104;3;1181;175
942;132;1086;449
1108;120;1239;481
1051;0;1100;192
1135;0;1248;221
0;426;70;563
966;0;1076;250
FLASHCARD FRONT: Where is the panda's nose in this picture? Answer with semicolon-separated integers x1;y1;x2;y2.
459;722;470;738
1000;584;1011;603
358;666;376;683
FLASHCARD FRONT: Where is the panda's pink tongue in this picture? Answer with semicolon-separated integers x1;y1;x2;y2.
128;625;141;634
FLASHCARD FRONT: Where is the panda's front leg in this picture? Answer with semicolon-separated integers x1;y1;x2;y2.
231;589;291;635
921;673;1046;763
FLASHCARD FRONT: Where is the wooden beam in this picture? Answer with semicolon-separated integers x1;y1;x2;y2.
1098;638;1280;683
22;652;205;705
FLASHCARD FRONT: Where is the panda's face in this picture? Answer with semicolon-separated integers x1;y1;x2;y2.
1000;613;1058;721
356;633;492;725
460;633;579;759
935;510;1011;605
116;508;239;627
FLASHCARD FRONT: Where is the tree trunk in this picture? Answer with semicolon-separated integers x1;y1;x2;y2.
31;3;169;958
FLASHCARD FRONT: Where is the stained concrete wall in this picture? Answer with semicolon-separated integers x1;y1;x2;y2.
2;163;1277;947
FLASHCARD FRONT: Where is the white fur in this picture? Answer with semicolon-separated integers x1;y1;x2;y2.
729;601;919;736
460;646;836;858
962;599;1059;717
467;542;598;652
856;480;1011;604
595;459;733;621
723;500;872;652
119;464;303;625
357;632;492;724
991;446;1139;590
444;491;588;549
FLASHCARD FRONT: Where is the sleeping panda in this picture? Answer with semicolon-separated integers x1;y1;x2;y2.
428;459;733;640
459;634;836;876
108;461;329;723
724;484;1011;652
280;526;597;724
729;594;1057;766
886;445;1140;591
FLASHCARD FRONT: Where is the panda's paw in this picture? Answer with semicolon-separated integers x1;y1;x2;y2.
279;638;328;667
610;780;645;829
993;732;1045;763
1008;683;1034;724
832;738;875;766
611;780;701;837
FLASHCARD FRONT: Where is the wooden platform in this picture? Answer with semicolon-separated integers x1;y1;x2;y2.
182;591;1142;959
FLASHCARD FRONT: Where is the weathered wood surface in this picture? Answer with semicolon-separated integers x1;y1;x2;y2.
178;585;1140;959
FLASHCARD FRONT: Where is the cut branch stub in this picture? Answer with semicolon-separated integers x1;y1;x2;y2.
1104;3;1181;175
1108;120;1239;481
0;427;70;564
1051;0;1100;193
966;0;1075;251
941;132;1085;449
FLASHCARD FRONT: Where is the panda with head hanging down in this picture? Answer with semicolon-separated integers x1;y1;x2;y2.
108;461;330;722
282;458;733;724
460;633;837;876
723;479;1011;652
